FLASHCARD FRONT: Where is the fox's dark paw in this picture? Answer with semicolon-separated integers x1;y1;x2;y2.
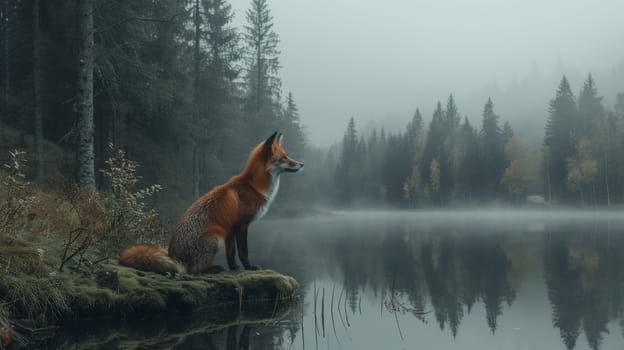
228;264;242;271
207;265;226;274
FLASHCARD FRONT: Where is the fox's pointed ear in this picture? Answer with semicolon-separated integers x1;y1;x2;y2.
262;131;278;157
264;131;279;150
277;133;284;145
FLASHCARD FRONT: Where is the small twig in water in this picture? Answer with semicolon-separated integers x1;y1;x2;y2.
330;284;342;349
337;287;347;331
344;289;350;328
358;295;362;315
391;273;404;341
313;284;320;350
321;288;325;338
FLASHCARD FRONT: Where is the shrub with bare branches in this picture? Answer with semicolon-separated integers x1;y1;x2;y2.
57;145;163;271
0;150;35;237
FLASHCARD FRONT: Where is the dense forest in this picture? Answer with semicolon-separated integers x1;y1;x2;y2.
1;0;624;218
0;0;306;219
331;77;624;207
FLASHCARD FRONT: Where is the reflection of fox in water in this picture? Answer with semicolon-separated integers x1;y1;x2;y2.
119;132;303;274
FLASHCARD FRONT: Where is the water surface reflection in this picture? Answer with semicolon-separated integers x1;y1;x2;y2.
252;211;624;350
51;211;624;349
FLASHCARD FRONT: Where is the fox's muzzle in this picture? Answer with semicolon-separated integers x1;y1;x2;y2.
284;161;304;173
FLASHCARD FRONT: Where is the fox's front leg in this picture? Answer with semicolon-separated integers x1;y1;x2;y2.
236;223;259;270
225;232;239;270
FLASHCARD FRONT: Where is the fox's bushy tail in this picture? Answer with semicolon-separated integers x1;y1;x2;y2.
119;244;186;274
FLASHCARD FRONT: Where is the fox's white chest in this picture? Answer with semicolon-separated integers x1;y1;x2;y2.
254;173;280;221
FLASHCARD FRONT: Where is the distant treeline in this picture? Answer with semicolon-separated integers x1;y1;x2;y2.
330;76;624;207
0;0;305;218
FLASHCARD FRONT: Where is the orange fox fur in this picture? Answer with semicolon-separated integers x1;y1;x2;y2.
119;132;303;274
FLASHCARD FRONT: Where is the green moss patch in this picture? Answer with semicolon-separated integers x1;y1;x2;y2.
0;263;298;323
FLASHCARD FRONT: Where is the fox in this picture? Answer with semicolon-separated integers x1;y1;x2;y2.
119;132;303;274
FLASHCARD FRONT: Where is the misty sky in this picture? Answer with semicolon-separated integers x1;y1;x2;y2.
231;0;624;147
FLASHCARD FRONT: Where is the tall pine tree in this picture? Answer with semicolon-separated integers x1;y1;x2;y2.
242;0;281;139
480;98;505;198
577;73;603;138
456;117;480;202
281;92;305;156
544;76;578;202
335;117;358;202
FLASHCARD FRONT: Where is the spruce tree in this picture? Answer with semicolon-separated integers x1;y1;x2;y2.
577;73;603;137
406;108;423;146
403;109;426;206
204;0;239;84
456;117;480;202
421;102;445;194
242;0;281;137
544;76;578;202
445;94;460;130
281;92;306;156
441;95;460;199
420;102;455;204
577;74;615;205
201;0;242;189
502;121;513;143
335;117;358;202
342;116;358;166
480;97;505;198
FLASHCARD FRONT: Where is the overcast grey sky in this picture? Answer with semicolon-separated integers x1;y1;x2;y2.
231;0;624;147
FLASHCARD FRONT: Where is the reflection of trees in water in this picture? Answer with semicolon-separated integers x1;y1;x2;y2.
420;231;465;337
45;299;300;349
258;220;624;349
278;223;518;338
544;223;624;350
420;228;515;336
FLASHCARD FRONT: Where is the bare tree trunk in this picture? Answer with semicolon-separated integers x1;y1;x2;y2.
2;0;8;105
32;0;44;181
1;0;10;147
192;0;201;198
76;0;95;189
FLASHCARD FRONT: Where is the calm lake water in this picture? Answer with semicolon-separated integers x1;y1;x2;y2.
49;211;624;350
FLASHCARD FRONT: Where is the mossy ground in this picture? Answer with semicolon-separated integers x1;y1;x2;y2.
1;262;299;347
1;263;298;324
1;265;300;349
